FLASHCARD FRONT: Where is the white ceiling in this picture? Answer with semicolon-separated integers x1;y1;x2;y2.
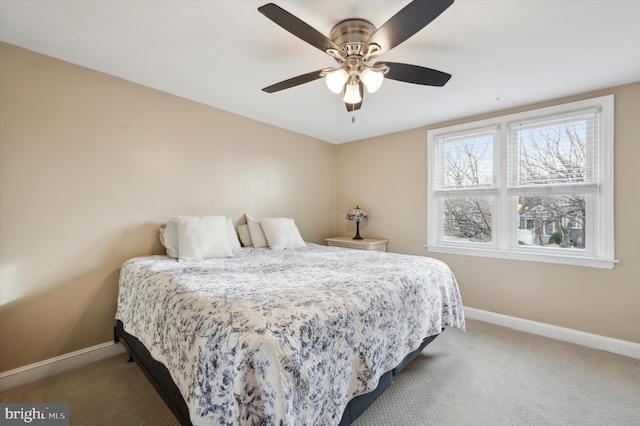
1;0;639;144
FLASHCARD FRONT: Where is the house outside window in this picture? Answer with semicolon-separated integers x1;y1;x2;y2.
427;95;615;269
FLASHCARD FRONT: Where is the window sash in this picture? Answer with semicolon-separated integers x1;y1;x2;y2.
434;127;499;191
509;194;594;255
507;108;600;187
439;196;496;247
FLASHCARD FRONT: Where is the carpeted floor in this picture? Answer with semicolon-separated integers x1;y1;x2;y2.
2;320;639;425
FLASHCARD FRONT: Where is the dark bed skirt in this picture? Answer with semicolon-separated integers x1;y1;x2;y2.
114;320;440;425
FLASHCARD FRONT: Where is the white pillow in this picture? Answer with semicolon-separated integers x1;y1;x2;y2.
226;218;241;250
245;214;269;248
237;224;252;247
161;215;197;258
176;215;233;261
260;218;306;250
162;216;239;257
158;226;168;252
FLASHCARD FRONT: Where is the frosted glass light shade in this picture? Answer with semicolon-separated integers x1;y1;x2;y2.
325;68;349;94
343;82;362;104
360;68;384;93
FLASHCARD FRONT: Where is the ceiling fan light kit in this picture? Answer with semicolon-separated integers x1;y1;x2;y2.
258;0;454;112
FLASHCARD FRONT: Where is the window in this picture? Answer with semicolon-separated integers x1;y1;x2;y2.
427;95;615;269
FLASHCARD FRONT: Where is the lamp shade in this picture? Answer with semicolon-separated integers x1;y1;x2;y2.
343;81;362;104
346;206;368;222
360;67;384;93
325;68;349;94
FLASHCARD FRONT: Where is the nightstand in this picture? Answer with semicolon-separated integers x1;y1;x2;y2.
325;236;388;252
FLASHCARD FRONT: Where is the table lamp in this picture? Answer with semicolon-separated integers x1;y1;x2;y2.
346;206;368;240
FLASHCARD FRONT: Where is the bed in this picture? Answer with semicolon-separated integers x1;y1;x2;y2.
114;242;465;425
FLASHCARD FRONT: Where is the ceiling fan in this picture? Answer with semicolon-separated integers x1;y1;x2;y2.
258;0;454;112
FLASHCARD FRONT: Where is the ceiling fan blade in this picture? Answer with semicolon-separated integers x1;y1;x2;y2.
381;62;451;87
258;3;340;54
366;0;454;55
262;69;324;93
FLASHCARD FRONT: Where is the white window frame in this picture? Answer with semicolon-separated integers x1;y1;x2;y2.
426;95;616;269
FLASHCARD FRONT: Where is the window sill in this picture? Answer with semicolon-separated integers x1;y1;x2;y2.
425;244;617;269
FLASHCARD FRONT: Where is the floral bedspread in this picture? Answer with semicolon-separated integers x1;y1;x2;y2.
115;244;465;426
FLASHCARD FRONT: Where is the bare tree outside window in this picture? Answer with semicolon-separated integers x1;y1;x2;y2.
443;135;493;188
444;197;492;242
517;119;588;185
517;195;585;248
441;133;494;243
443;133;494;242
514;118;590;249
439;118;590;248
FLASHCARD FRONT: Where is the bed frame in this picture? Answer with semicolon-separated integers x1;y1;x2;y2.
115;320;440;425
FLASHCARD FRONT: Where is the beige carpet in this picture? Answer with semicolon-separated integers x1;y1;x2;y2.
2;320;639;425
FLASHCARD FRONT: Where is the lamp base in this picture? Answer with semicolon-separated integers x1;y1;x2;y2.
353;222;363;240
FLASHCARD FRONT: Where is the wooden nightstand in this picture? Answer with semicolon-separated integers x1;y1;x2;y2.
325;236;388;252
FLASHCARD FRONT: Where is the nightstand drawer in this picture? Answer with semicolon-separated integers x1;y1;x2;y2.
325;237;388;252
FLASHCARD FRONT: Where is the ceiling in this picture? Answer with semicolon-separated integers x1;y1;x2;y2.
1;0;639;144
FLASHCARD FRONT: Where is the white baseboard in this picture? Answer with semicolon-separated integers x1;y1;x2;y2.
464;307;640;360
0;341;126;393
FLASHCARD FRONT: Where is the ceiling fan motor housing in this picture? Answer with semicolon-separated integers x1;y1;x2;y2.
329;19;377;60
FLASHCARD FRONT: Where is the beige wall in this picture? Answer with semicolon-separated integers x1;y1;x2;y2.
0;43;337;372
337;82;640;344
